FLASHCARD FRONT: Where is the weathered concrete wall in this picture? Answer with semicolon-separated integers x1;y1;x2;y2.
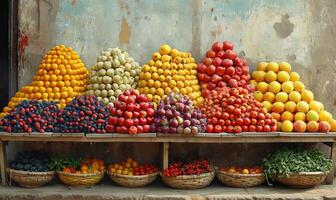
14;0;336;169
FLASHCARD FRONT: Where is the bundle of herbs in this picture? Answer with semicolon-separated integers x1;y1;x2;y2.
262;147;332;179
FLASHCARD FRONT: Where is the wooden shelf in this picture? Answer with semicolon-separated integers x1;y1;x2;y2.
0;132;335;143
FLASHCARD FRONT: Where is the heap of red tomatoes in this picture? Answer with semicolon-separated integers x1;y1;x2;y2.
198;41;253;98
202;87;277;133
106;90;155;134
162;159;211;177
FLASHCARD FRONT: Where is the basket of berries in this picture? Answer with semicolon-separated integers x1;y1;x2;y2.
7;151;55;188
161;160;214;189
107;158;159;187
216;166;265;187
50;157;105;187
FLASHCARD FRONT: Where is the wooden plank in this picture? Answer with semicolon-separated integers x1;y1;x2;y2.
112;133;157;137
86;134;114;138
325;142;336;184
162;142;169;169
241;132;279;137
0;141;6;185
279;132;327;137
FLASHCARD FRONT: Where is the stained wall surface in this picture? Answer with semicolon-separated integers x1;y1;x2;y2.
14;0;336;166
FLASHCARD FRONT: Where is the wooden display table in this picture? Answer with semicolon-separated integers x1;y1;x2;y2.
0;132;335;186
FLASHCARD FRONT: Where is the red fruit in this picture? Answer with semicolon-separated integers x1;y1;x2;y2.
227;125;233;133
227;105;235;113
218;119;225;126
128;126;138;134
108;116;118;125
212;42;224;52
216;50;225;59
235;67;242;75
213;57;222;67
127;96;136;104
223;75;231;82
236;118;243;126
226;67;235;75
106;125;115;133
124;111;133;119
251;111;258;118
139;102;148;110
228;79;238;87
234;108;241;116
136;94;147;103
146;108;155;116
203;74;211;83
270;125;277;132
198;63;207;73
127;104;135;112
263;125;271;132
214;125;222;133
206;50;216;58
203;57;213;66
234;126;242;133
243;118;251;125
125;119;134;127
133;111;140;118
222;59;233;68
139;118;147;126
109;107;116;115
222;112;230;120
133;118;139;126
207;82;217;90
136;125;143;133
206;65;216;75
249;125;256;132
233;57;244;68
217;81;226;88
257;113;265;120
223;41;234;50
143;125;150;133
216;67;226;76
118;94;127;102
318;121;331;132
117;118;125;126
119;102;127;111
211;74;222;83
131;90;140;96
223;50;237;60
206;124;214;133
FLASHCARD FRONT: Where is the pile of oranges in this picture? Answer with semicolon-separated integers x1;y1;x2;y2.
0;45;88;118
137;44;204;106
63;158;105;174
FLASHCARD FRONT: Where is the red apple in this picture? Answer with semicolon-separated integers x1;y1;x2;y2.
206;50;216;58
124;119;134;127
212;42;224;52
124;111;133;119
222;59;233;68
203;57;213;66
198;63;207;73
216;50;225;59
223;50;237;60
216;67;226;76
206;65;216;75
213;57;222;67
226;67;235;75
223;41;234;50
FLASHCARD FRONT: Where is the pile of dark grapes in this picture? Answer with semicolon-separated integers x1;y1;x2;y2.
9;151;50;172
152;93;207;134
54;95;109;133
0;100;60;133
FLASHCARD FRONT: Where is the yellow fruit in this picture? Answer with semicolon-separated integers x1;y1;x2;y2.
257;62;268;71
250;80;258;87
275;92;288;103
290;72;300;81
293;81;305;92
281;111;294;121
265;71;277;83
262;101;272;112
252;71;266;82
268;81;282;94
277;71;290;83
256;82;268;93
281;120;293;132
309;101;322;112
329;119;336;131
284;101;296;113
253;91;263;102
272;102;285;113
297;101;309;113
160;44;171;55
306;110;319;122
281;81;294;93
288;91;301;103
295;112;306;121
319;111;332;122
279;62;291;73
263;92;275;103
266;62;279;72
301;89;314;103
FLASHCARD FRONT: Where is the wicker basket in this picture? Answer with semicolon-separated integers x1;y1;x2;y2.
161;171;215;189
274;172;328;188
107;172;158;187
216;170;265;187
57;171;104;187
7;169;55;188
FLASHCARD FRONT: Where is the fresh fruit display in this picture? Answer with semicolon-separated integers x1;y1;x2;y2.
152;93;207;134
108;158;158;176
9;151;51;172
162;159;212;177
263;147;332;179
86;48;141;106
54;95;109;133
137;44;203;106
251;62;334;132
0;100;60;133
106;89;155;134
202;87;277;133
219;166;263;174
49;157;105;174
198;41;253;98
0;45;88;118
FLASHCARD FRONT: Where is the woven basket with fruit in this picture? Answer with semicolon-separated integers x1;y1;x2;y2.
161;160;215;189
216;166;265;187
263;147;332;188
50;157;105;187
107;158;159;187
7;151;55;188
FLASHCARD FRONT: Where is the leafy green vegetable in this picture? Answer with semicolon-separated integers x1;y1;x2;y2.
48;157;81;171
262;147;332;179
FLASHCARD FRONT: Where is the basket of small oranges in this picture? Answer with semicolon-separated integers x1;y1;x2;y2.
216;166;265;188
107;158;159;187
50;157;105;187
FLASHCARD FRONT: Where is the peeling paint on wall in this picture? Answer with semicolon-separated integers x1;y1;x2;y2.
119;17;131;46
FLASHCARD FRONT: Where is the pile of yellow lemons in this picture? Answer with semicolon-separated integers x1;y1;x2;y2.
137;44;203;106
0;45;88;118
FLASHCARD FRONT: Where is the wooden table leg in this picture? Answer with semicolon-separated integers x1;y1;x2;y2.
326;142;336;184
162;142;169;169
0;141;7;185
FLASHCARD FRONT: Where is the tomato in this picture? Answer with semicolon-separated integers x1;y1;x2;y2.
270;125;277;132
234;126;242;133
243;118;250;125
206;65;216;75
218;119;225;126
206;124;214;133
256;125;263;132
213;57;222;67
227;105;234;113
216;50;225;59
236;118;243;126
234;108;241;116
251;118;257;125
258;120;265;126
206;50;216;58
250;111;258;118
223;50;237;60
225;120;231;126
242;125;248;132
203;57;213;66
257;113;265;120
227;125;233;133
223;41;233;50
222;112;229;120
248;125;256;132
226;67;235;75
214;125;222;133
263;125;271;132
